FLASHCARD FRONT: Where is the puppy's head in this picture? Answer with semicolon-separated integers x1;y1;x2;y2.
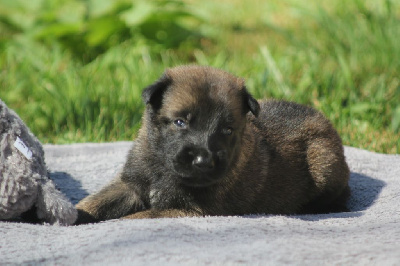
142;66;259;187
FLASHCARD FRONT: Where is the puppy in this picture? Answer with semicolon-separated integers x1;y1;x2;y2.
75;66;350;223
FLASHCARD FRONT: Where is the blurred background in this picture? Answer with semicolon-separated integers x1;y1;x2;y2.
0;0;399;153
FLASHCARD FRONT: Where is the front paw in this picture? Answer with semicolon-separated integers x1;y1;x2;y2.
74;209;99;225
122;209;199;219
122;210;158;219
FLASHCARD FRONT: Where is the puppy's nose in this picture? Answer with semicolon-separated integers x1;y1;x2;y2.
192;154;215;171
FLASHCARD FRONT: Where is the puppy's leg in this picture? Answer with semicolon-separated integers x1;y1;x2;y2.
305;138;350;213
75;176;146;224
123;209;201;219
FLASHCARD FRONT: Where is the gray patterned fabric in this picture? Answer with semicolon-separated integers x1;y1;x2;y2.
0;100;77;225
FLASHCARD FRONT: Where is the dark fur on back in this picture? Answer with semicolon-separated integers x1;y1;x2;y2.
75;66;350;223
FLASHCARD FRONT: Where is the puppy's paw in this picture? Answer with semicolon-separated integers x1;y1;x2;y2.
74;209;99;225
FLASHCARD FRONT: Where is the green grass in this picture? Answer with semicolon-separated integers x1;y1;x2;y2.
1;0;399;153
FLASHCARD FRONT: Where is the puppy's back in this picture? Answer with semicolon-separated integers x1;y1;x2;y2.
251;100;350;213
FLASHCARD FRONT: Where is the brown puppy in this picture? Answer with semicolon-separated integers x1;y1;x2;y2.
75;65;350;223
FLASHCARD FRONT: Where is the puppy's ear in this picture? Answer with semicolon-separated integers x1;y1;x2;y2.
142;74;172;110
241;86;260;117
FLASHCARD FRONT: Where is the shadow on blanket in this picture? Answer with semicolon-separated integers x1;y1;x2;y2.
294;172;386;221
347;171;385;212
49;172;88;205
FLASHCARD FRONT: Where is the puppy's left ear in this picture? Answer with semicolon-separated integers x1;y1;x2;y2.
142;73;172;110
242;87;260;117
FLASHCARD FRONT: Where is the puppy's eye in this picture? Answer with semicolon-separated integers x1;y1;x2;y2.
222;127;233;135
174;119;187;128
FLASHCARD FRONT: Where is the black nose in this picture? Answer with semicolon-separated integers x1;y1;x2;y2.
192;154;215;171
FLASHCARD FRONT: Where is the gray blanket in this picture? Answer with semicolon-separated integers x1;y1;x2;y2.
1;142;399;265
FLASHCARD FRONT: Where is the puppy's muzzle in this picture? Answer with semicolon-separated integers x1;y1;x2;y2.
176;146;215;173
173;145;226;186
192;152;215;172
